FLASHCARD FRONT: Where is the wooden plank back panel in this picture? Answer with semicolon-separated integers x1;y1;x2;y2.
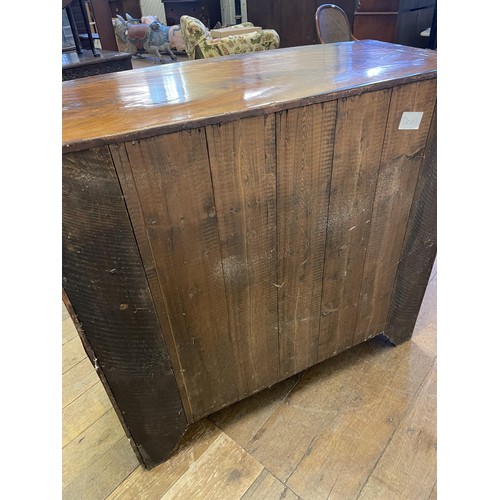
353;79;437;343
205;116;280;398
122;130;239;421
276;101;337;378
318;89;392;361
62;147;187;469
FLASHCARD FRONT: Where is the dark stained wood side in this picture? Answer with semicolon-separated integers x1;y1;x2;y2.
120;130;240;421
276;101;337;378
353;79;437;344
384;110;437;344
318;89;392;362
205;116;280;395
62;147;188;469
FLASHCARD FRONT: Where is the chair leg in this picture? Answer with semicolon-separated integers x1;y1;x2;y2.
66;6;83;55
78;0;100;57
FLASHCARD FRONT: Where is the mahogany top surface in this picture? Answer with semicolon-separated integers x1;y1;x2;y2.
62;40;436;152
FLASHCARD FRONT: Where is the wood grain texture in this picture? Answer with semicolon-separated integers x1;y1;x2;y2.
120;130;239;421
411;273;437;357
318;89;392;361
357;361;437;500
62;303;78;345
208;375;300;446
62;41;436;153
62;381;113;448
62;267;436;496
159;431;263;500
62;39;437;472
353;79;437;344
107;421;220;500
62;147;187;468
276;101;337;378
62;409;128;489
63;436;138;500
205;115;279;397
241;470;299;500
110;143;193;421
62;358;99;408
285;341;434;499
245;344;369;481
385;111;437;345
62;335;87;374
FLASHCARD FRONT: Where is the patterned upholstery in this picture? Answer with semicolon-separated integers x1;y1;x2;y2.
180;15;280;60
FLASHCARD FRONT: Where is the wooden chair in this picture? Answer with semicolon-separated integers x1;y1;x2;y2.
315;4;357;44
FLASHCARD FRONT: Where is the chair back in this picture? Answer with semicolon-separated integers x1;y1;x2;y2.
315;4;354;44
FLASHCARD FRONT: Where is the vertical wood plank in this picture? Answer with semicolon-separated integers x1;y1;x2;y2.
354;79;437;343
385;111;437;345
276;101;337;378
205;115;279;396
62;147;188;468
111;143;193;421
318;89;392;361
122;130;239;420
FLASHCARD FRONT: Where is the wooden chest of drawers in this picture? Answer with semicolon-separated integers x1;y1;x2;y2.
62;40;437;469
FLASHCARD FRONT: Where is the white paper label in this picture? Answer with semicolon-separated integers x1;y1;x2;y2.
399;112;424;130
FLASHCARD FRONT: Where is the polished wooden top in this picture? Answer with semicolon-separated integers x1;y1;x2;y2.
62;40;437;152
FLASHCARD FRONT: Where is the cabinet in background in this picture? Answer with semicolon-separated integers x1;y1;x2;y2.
353;0;436;48
161;0;221;28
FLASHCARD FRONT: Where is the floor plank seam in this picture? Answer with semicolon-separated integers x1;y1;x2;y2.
427;479;437;500
267;467;303;499
62;341;88;374
63;436;139;499
280;362;368;486
63;407;117;454
63;360;99;409
103;465;141;500
354;357;436;500
62;378;101;413
236;376;304;453
62;335;78;347
62;397;113;451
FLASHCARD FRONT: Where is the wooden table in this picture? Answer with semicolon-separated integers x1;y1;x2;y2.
62;40;437;469
62;49;132;81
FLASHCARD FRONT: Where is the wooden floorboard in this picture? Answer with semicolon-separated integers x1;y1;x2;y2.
62;273;436;499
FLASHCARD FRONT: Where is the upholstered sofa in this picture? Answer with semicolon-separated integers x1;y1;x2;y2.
180;15;280;60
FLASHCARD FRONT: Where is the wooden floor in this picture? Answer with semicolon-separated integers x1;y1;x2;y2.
62;261;436;499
